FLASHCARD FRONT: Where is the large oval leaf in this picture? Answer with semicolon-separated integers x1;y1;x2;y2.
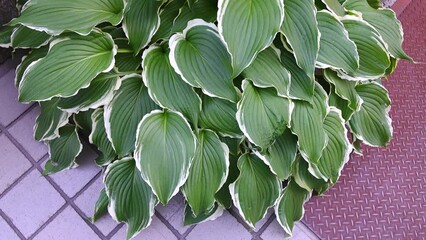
18;31;116;102
105;74;158;158
199;95;242;138
182;130;229;216
89;109;116;167
316;10;359;75
317;108;351;184
15;47;48;88
0;26;14;47
344;0;412;61
43;125;82;175
169;0;218;37
275;179;311;236
242;47;291;98
291;83;328;175
169;19;237;102
292;156;329;194
58;72;121;113
35;98;71;141
142;44;201;126
104;157;157;240
135;110;196;204
151;0;186;42
215;153;239;209
255;128;298;180
339;16;390;80
278;46;315;102
218;0;284;76
11;25;51;49
123;0;162;53
230;153;280;228
184;203;224;226
237;80;291;149
281;0;319;79
349;82;392;147
324;69;362;113
9;0;124;35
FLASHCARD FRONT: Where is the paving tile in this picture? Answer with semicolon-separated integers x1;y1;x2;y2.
155;193;189;234
0;68;31;126
33;206;100;240
0;215;20;240
74;176;118;236
186;210;252;240
111;215;176;240
0;170;65;238
9;106;48;162
45;144;101;198
0;134;32;194
261;220;319;240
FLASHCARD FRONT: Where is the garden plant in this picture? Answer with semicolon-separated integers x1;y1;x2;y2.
0;0;412;238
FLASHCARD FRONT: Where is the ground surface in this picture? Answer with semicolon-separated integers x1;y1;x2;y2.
0;1;423;239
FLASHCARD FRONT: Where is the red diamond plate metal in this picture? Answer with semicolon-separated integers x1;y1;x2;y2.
303;0;426;239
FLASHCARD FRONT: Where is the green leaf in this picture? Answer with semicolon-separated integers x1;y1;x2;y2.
91;188;109;222
278;46;315;102
316;108;351;183
123;0;162;53
73;109;94;132
105;74;159;158
328;88;354;121
58;72;121;113
151;0;186;42
18;30;116;102
237;80;291;149
35;98;71;141
9;0;124;35
104;157;157;240
275;179;311;236
89;109;116;167
281;0;319;79
142;44;201;126
11;25;51;49
230;153;281;228
170;0;218;37
215;153;239;209
182;130;229;216
254;128;298;180
0;26;14;47
316;10;359;74
184;203;224;226
349;82;392;147
291;83;328;169
291;156;329;194
135;110;196;204
43;125;82;175
324;69;362;112
344;0;412;61
114;39;142;72
242;47;291;98
169;20;237;102
218;0;284;76
15;47;48;88
339;16;390;80
199;95;242;138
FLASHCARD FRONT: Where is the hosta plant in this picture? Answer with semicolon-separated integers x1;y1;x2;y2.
0;0;412;238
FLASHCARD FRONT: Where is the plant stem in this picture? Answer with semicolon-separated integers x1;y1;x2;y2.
117;49;134;53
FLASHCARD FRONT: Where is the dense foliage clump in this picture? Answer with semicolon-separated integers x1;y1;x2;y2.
0;0;411;238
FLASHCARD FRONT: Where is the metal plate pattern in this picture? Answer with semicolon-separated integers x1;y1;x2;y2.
303;1;426;239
